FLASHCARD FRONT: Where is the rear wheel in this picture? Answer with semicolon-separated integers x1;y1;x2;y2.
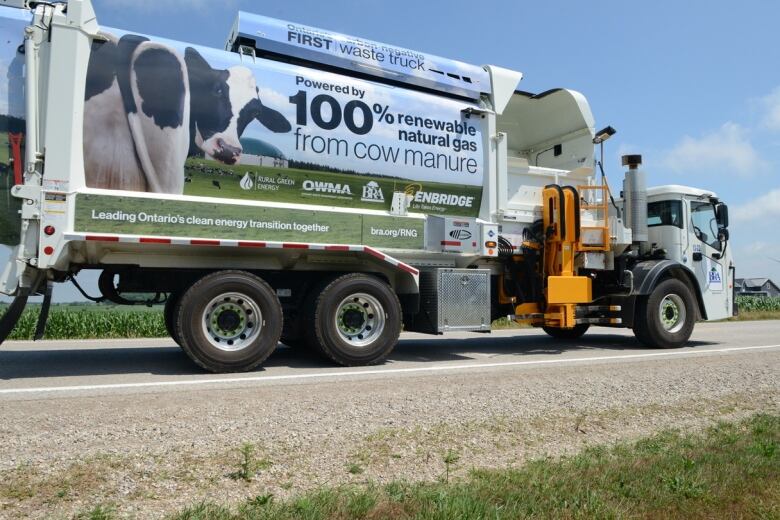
164;291;183;346
633;278;695;348
306;274;401;366
176;271;282;373
542;324;590;340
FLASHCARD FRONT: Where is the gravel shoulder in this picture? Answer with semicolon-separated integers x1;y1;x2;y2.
0;344;777;519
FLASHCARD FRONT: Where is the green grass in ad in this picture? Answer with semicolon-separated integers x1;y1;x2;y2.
182;158;482;217
0;131;10;165
0;131;21;245
75;194;425;249
75;194;363;244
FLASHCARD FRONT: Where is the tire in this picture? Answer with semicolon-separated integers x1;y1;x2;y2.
164;291;183;346
280;337;308;349
306;273;402;366
281;277;333;353
633;278;695;349
175;270;282;373
542;324;590;340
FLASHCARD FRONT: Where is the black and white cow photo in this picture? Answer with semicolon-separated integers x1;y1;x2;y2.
83;33;291;194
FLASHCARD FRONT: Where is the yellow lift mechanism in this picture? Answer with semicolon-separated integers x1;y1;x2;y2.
511;182;612;329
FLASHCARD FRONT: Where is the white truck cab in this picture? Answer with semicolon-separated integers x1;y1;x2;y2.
647;185;734;321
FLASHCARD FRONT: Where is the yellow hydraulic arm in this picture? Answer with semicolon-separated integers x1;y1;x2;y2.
539;184;592;328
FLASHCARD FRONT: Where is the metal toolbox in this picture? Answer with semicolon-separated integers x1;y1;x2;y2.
419;268;491;333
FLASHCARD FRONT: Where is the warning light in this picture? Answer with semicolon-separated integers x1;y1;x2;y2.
488;249;495;255
43;246;54;255
44;226;55;236
485;241;497;248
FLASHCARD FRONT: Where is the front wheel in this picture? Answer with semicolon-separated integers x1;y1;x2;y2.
633;278;696;349
307;274;402;366
175;271;282;373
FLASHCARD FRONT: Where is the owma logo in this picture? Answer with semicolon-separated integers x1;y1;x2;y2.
302;180;352;195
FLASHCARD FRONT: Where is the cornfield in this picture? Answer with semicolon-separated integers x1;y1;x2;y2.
5;305;166;340
735;296;780;312
1;297;779;341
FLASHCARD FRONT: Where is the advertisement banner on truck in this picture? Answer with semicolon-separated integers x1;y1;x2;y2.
74;194;425;250
81;29;486;217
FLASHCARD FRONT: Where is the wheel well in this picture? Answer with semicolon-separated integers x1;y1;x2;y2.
627;260;707;325
100;267;391;294
658;267;707;321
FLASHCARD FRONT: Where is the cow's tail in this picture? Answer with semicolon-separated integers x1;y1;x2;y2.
116;36;189;195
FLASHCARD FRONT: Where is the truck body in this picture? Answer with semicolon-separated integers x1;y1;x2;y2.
0;0;735;372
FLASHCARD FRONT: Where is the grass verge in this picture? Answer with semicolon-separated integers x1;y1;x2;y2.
163;413;779;520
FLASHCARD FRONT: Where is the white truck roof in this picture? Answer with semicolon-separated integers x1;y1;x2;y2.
225;11;497;101
648;185;717;199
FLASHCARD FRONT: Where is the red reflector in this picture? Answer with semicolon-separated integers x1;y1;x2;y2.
43;246;54;255
44;226;55;236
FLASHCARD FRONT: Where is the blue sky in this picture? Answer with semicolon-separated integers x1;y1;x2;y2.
5;0;780;300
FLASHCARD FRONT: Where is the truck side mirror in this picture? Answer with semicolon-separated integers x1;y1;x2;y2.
716;203;729;228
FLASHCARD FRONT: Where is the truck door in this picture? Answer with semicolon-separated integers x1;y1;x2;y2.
647;199;684;263
687;199;730;320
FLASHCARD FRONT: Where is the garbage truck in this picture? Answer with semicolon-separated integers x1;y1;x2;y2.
0;0;736;372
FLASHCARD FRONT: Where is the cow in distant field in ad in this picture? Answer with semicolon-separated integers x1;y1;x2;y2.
83;34;291;194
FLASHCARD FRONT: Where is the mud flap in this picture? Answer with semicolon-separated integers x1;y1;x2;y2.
33;281;53;341
0;270;44;344
0;287;31;344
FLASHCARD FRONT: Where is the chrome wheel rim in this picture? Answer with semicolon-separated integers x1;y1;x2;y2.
201;292;262;352
659;293;686;334
334;293;385;347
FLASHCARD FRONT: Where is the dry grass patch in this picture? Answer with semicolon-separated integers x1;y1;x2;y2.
169;413;779;520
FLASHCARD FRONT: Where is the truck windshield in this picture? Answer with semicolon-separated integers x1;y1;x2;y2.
648;200;682;229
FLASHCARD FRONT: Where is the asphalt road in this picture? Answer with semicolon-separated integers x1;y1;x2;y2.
0;320;778;399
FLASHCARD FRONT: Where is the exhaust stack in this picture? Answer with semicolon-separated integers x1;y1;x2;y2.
622;154;649;253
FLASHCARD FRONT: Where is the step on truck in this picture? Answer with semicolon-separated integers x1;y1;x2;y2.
0;0;736;372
